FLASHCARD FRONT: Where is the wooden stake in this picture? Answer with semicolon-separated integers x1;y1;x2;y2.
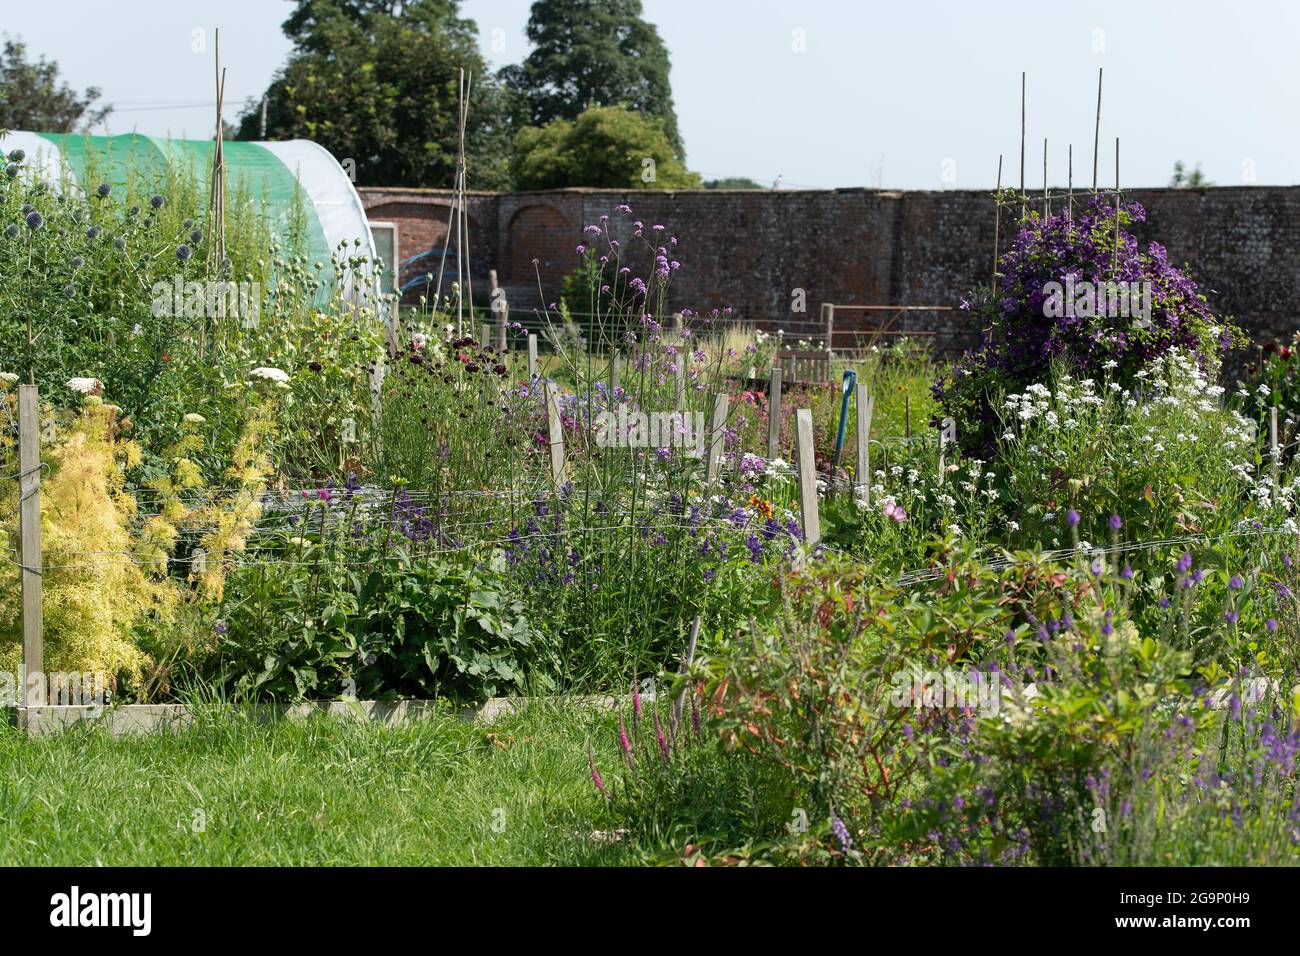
1067;144;1074;223
1112;138;1121;277
794;408;821;547
1042;138;1049;218
671;616;702;732
1092;67;1103;194
1019;72;1027;218
609;349;620;396
544;381;567;487
205;28;228;285
905;394;912;439
432;165;460;315
706;393;728;485
991;155;1002;299
767;366;783;460
18;384;43;704
489;269;507;352
527;333;538;378
461;72;475;323
855;383;873;503
675;354;687;411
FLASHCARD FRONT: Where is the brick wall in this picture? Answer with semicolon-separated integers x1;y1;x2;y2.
358;185;1300;356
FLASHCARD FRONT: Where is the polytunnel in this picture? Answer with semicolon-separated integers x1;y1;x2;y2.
0;131;378;302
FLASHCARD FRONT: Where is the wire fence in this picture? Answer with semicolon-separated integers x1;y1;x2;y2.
7;457;1292;589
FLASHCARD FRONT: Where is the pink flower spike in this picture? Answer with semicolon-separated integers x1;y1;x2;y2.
654;711;669;762
587;744;606;794
619;714;632;754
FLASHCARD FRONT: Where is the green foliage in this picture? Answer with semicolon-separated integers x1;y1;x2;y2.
502;0;683;160
0;145;282;471
513;105;700;190
1170;160;1213;188
585;687;799;865
938;197;1239;456
375;334;530;491
703;177;764;189
219;529;547;703
0;395;171;684
0;37;111;132
997;352;1258;552
239;0;513;190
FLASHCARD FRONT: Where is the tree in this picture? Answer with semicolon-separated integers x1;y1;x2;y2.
513;105;699;191
704;177;762;189
1169;161;1213;188
502;0;684;160
237;0;513;189
0;37;111;132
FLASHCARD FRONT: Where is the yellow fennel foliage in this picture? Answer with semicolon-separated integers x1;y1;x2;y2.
0;400;175;681
190;399;276;602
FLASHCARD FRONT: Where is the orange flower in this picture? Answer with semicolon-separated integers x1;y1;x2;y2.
748;494;774;520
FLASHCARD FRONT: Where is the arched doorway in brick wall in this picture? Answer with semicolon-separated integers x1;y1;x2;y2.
505;204;574;296
366;200;486;303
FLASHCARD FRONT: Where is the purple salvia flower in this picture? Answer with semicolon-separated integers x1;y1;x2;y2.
831;814;852;852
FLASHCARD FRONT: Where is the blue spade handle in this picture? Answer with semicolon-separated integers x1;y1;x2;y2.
831;368;857;476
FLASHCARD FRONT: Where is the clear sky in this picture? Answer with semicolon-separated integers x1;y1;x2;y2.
4;0;1298;189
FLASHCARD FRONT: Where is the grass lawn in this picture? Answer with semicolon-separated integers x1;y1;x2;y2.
0;703;638;866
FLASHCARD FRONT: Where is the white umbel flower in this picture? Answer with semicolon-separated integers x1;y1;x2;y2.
67;377;104;396
249;367;290;383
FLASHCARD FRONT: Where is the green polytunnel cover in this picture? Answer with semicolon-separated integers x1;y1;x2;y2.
0;131;378;303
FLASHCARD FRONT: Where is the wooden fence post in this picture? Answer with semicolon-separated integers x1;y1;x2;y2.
18;384;43;707
527;333;538;379
671;615;702;732
479;322;491;350
855;383;873;503
767;366;783;460
795;407;820;547
544;381;567;487
705;393;728;485
489;270;508;353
